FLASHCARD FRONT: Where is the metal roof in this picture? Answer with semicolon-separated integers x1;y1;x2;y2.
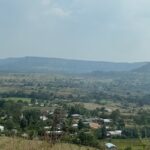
105;143;116;148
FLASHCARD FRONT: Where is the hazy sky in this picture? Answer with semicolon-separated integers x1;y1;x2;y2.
1;0;150;62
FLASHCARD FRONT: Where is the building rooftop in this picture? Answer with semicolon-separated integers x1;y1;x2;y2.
105;143;116;148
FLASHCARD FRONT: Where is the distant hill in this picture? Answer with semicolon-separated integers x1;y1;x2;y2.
0;57;146;73
133;62;150;73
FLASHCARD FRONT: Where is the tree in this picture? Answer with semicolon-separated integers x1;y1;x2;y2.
78;119;84;130
101;125;107;139
20;118;28;130
77;131;99;147
23;109;40;127
31;98;36;104
5;119;14;130
110;109;121;122
52;108;65;130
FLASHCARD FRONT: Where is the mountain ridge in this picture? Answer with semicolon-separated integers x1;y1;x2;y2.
133;62;150;73
0;56;147;73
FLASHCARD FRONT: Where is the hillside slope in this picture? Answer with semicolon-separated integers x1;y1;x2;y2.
0;57;146;73
133;62;150;73
0;137;96;150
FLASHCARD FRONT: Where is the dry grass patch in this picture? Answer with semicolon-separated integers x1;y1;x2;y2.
0;137;97;150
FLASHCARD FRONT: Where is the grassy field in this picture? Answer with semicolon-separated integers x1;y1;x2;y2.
0;137;149;150
4;97;31;103
103;138;150;150
0;137;97;150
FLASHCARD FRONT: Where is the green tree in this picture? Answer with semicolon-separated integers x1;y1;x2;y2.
20;118;28;130
5;119;14;130
78;119;84;130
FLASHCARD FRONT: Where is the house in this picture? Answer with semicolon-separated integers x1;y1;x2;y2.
21;133;28;138
35;100;39;105
12;129;18;134
89;122;101;129
107;130;122;137
46;131;63;136
71;114;80;119
106;126;110;130
0;125;4;132
28;103;33;106
49;112;54;115
103;119;112;123
85;117;99;123
44;126;52;130
72;124;78;128
1;115;7;120
40;115;48;121
40;103;44;107
105;108;112;113
105;143;117;150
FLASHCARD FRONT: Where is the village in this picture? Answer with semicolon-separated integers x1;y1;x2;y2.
0;99;128;150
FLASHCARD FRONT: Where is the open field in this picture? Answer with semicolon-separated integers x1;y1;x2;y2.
103;139;150;150
0;137;96;150
0;137;149;150
4;97;31;103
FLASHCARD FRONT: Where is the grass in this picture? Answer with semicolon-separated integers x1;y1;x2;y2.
0;137;97;150
1;136;149;150
4;97;31;103
103;138;150;150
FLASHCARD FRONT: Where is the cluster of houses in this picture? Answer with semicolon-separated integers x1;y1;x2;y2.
0;103;120;149
71;114;122;138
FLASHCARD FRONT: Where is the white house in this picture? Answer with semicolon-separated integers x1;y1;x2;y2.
105;143;117;150
72;124;78;128
0;125;4;132
103;119;112;123
107;130;122;137
44;126;51;130
40;103;44;107
71;114;80;119
40;115;48;121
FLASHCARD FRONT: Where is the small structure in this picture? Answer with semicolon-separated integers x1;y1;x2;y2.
107;130;122;137
46;131;63;136
1;115;7;120
103;119;112;123
40;103;44;107
35;100;39;105
105;143;117;150
44;126;52;130
89;122;101;129
21;133;28;138
12;129;18;134
71;114;80;119
72;124;78;128
0;125;4;132
40;115;48;121
28;103;33;106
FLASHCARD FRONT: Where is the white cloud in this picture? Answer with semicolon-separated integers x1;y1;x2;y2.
41;0;52;6
51;7;71;17
43;7;71;17
40;0;71;17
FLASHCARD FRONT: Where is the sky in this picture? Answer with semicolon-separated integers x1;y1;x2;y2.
0;0;150;62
